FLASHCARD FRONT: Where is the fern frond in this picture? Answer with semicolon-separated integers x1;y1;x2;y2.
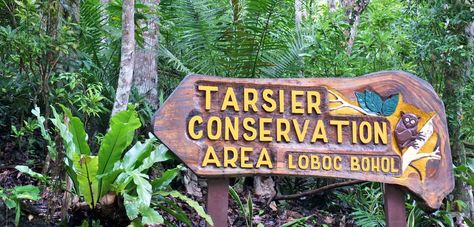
158;46;192;75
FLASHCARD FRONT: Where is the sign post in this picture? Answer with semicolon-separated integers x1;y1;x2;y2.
153;71;454;226
384;184;407;227
207;178;229;227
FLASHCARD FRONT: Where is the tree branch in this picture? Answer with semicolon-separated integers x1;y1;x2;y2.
401;117;440;172
327;90;377;116
464;141;474;150
273;180;363;201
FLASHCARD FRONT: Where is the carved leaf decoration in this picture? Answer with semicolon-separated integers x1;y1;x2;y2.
355;92;368;110
382;94;399;116
365;89;383;113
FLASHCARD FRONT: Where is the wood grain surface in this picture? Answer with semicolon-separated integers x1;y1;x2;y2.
153;71;453;209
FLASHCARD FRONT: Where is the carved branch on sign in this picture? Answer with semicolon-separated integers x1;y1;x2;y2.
401;117;441;172
327;90;377;116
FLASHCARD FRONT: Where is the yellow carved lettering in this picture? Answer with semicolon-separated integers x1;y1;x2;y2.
256;147;273;168
311;120;328;143
359;121;372;144
221;87;240;111
243;88;258;112
276;118;290;142
198;85;218;110
202;146;221;167
330;120;349;144
224;117;239;141
207;116;221;140
262;89;276;112
307;91;321;114
243;118;257;141
188;115;203;140
291;90;304;114
374;121;387;145
224;147;238;168
259;118;272;142
241;147;253;168
293;119;310;142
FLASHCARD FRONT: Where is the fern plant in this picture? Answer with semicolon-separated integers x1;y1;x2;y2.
336;182;386;227
159;0;297;78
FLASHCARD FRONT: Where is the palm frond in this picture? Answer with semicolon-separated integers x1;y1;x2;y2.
79;0;106;68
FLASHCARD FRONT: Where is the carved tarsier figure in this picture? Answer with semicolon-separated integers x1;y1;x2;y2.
395;112;424;150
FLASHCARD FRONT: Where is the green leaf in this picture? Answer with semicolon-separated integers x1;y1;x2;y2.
31;107;57;161
13;185;40;201
61;105;91;155
229;186;246;226
15;165;48;183
5;198;16;209
281;215;312;227
407;207;415;227
464;217;474;227
159;190;213;226
132;172;152;206
247;192;253;226
137;144;172;173
74;154;99;208
139;206;164;225
50;107;76;159
151;165;183;190
124;193;140;220
382;94;399;116
50;107;80;193
121;135;156;170
97;108;141;198
365;90;383;114
154;201;192;226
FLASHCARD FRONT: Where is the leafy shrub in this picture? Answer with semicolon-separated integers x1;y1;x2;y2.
35;105;211;225
336;183;385;226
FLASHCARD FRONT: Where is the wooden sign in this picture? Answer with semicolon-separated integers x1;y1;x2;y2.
153;71;454;210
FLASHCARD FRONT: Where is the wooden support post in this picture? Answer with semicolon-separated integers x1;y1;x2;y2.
384;184;406;227
207;178;229;227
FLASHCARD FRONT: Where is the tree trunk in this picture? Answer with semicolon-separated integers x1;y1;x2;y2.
341;0;370;56
112;0;135;116
294;0;305;77
132;0;159;110
294;0;304;30
444;22;474;220
328;0;336;12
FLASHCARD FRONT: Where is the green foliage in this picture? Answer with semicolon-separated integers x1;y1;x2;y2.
15;165;49;183
405;199;458;227
157;190;213;225
35;106;210;225
96;108;141;198
32;107;57;160
336;183;385;226
0;185;41;226
280;215;312;227
229;186;253;227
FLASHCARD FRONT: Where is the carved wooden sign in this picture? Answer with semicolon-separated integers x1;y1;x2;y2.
153;71;453;209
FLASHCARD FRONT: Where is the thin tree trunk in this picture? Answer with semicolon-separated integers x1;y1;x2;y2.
295;0;304;30
346;12;361;56
294;0;305;77
341;0;369;56
112;0;135;116
132;0;159;110
328;0;336;12
444;22;474;221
